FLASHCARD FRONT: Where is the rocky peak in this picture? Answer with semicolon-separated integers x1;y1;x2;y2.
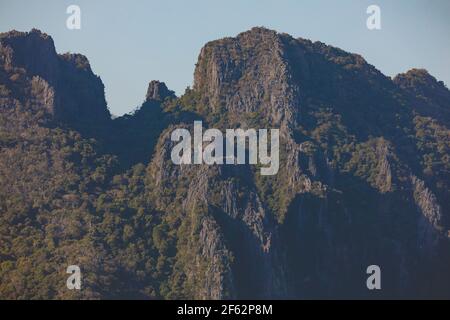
0;29;111;132
193;27;300;132
192;27;393;136
1;26;450;299
0;29;60;85
146;80;175;101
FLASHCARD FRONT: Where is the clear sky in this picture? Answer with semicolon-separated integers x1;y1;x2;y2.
0;0;449;116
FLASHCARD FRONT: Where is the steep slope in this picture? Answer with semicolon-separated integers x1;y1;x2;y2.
0;27;449;299
0;29;110;136
149;27;450;298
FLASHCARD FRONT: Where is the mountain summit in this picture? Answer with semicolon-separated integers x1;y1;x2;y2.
0;27;449;299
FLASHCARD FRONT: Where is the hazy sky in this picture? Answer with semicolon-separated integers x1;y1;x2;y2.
1;0;449;115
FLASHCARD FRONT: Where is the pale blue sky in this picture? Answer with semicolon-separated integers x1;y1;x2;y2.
1;0;449;115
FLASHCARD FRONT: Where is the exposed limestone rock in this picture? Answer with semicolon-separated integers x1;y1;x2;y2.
0;29;110;132
30;76;55;113
1;27;449;299
146;80;176;102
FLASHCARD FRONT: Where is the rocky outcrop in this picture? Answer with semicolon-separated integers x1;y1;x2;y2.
194;27;301;134
146;80;176;102
411;175;444;253
0;29;110;133
1;27;449;299
0;29;60;85
147;125;287;298
182;27;450;298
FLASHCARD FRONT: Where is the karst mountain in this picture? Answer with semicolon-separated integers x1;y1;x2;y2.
0;27;449;299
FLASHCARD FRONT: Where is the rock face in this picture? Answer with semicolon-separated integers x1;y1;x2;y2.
0;29;60;85
152;27;450;298
0;27;449;299
194;28;300;132
0;29;110;134
146;80;175;102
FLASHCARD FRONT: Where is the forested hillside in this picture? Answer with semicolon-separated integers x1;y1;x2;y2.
0;28;449;299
